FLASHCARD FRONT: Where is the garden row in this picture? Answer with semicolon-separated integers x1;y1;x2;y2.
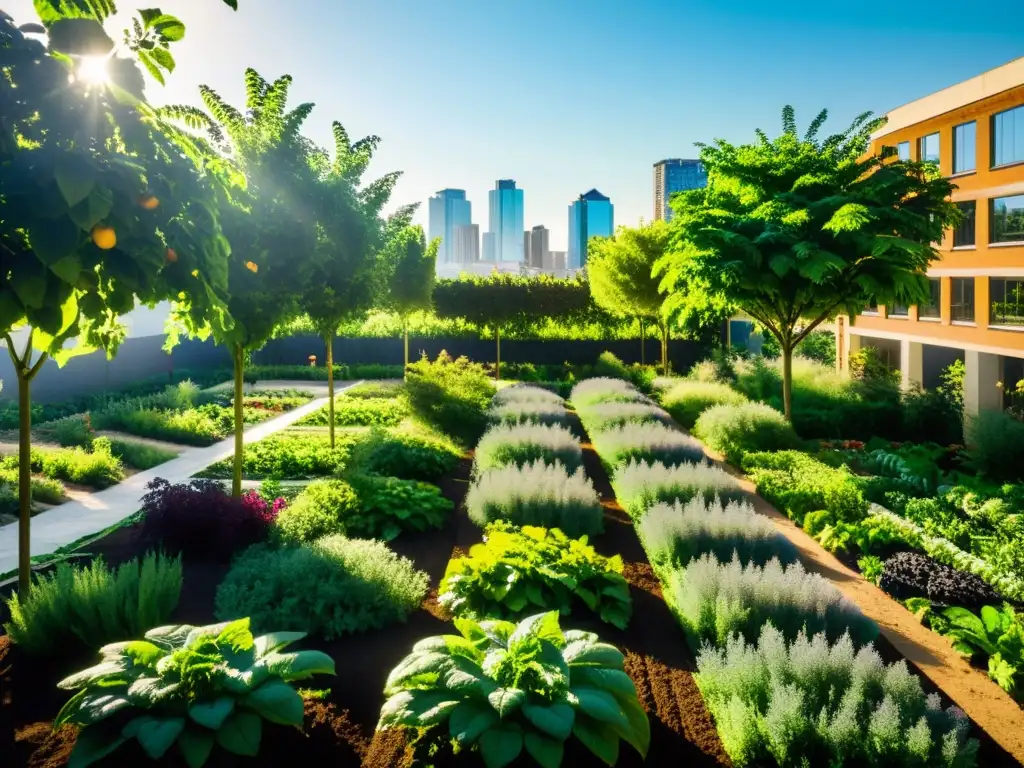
653;366;1024;708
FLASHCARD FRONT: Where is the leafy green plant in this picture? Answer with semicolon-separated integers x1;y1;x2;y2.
0;469;66;510
377;611;650;767
440;522;632;629
36;437;124;488
405;351;493;445
693;402;801;464
466;461;603;538
941;604;1023;698
4;552;181;657
295;396;408;427
612;458;746;518
694;623;978;767
273;479;360;543
964;410;1024;482
858;555;885;585
346;426;461;481
214;536;428;639
659;380;748;428
54;618;335;768
108;438;178;470
346;474;453;540
36;413;96;447
742;450;867;526
590;422;705;471
474;423;582;474
93;402;225;446
668;553;877;648
196;431;354;480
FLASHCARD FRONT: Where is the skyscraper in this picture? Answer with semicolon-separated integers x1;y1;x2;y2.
452;224;480;264
524;225;549;269
485;179;525;262
568;189;613;270
653;159;707;221
428;189;472;264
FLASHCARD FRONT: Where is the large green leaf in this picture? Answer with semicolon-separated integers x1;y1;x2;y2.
573;715;620;765
564;640;624;670
58;660;129;690
384;651;452;691
177;726;216;768
34;0;115;25
570;686;629;730
54;155;96;208
126;676;182;705
215;710;262;756
29;216;79;265
262;649;336;681
612;696;650;757
69;186;113;231
569;667;637;700
448;700;499;744
67;728;126;768
378;690;416;728
0;289;25;333
524;731;564;768
521;701;575;741
243;679;304;726
509;612;562;651
189;697;236;729
253;631;306;658
478;726;524;768
49;17;114;55
131;716;185;759
76;693;133;725
487;687;526;717
145;624;195;649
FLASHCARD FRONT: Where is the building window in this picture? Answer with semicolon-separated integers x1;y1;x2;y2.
990;278;1024;327
888;302;909;317
992;105;1024;167
990;194;1024;244
919;278;941;319
918;132;940;165
897;141;911;161
952;121;976;173
952;201;976;247
861;302;878;315
950;278;975;322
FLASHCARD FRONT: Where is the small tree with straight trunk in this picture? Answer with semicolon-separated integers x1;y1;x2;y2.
659;106;961;420
380;225;438;373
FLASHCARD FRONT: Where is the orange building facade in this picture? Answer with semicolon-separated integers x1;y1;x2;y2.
837;57;1024;414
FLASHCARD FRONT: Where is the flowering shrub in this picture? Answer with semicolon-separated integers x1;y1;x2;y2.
140;478;279;560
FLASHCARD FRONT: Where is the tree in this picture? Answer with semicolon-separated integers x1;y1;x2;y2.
380;226;438;372
433;274;591;379
166;69;322;496
659;106;961;419
302;122;405;447
1;7;232;590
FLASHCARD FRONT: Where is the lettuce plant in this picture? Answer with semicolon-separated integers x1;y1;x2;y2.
54;618;335;767
440;522;632;628
941;604;1023;698
377;611;649;768
613;458;746;518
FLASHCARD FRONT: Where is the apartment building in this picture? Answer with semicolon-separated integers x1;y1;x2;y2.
837;57;1024;415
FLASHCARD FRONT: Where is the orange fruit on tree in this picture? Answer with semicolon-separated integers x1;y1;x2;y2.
91;224;116;250
165;248;178;263
244;261;258;273
138;194;160;210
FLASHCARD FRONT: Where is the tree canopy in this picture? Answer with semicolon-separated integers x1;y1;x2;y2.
380;225;438;369
659;105;961;418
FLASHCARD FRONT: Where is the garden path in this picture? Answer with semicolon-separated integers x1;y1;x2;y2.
0;380;360;575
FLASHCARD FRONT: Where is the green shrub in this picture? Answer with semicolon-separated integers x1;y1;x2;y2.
660;381;748;428
35;413;95;447
108;438;178;470
964;410;1024;482
3;552;182;657
488;401;570;427
36;437;124;488
295;396;407;427
246;363;404;381
613;459;746;518
466;460;603;537
378;611;650;766
590;422;706;470
405;351;493;445
570;376;645;408
694;623;978;767
55;618;334;768
274;479;360;543
668;553;877;648
577;402;672;432
474;422;582;474
440;521;632;628
638;495;797;571
742;450;867;525
346;473;453;540
346;426;460;480
215;536;428;639
343;381;406;399
196;431;354;479
0;464;67;511
93;402;225;446
693;402;800;464
492;384;565;406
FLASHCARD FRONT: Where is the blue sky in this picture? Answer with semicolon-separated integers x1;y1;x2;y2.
8;0;1024;250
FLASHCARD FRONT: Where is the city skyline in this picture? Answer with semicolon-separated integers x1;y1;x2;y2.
569;189;614;270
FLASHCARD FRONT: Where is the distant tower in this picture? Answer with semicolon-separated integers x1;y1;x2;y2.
653;159;707;221
525;225;549;269
485;180;525;262
427;189;472;264
568;189;613;270
452;224;480;264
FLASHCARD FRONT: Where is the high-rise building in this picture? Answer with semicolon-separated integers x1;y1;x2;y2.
548;250;567;272
485;179;525;262
524;225;549;269
452;224;480;264
653;159;707;221
482;232;495;262
428;189;472;264
568;189;613;270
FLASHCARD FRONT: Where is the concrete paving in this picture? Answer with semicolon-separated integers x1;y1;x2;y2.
0;381;359;574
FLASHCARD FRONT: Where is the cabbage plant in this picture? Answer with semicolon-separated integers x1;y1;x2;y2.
378;611;649;767
55;618;335;767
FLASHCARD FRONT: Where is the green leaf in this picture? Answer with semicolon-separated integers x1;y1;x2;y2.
178;726;216;768
137;51;165;85
573;715;620;765
981;605;1009;636
54;155;96;208
49;18;114;56
149;45;175;72
253;631;307;658
613;696;650;757
524;731;564;768
67;728;126;768
215;710;262;757
487;687;526;717
384;651;452;692
521;701;575;740
569;667;637;700
135;717;185;759
58;660;128;690
189;697;236;730
30;216;80;265
509;612;562;650
76;693;132;725
989;652;1019;694
262;649;336;681
152;14;185;41
216;618;254;652
570;686;630;730
145;624;194;649
243;679;304;726
122;640;166;668
448;700;499;744
479;726;524;768
564;641;624;669
126;676;181;705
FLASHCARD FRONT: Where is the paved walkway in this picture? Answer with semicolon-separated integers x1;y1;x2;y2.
0;381;359;574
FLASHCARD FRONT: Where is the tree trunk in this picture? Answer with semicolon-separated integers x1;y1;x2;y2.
639;318;646;366
231;344;245;498
660;325;670;376
495;325;501;381
782;343;794;422
403;319;409;373
16;364;32;594
325;334;335;449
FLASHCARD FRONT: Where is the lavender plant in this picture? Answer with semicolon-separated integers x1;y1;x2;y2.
475;422;583;474
590;422;705;471
659;380;748;429
493;385;566;406
613;459;746;518
489;401;570;428
570;377;645;408
577;402;673;432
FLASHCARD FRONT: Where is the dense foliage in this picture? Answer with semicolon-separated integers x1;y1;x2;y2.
589;422;706;471
295;395;407;427
272;479;359;543
346;473;453;540
612;458;746;518
878;552;1003;609
693;402;801;464
197;431;354;479
742;450;867;526
440;522;632;628
377;611;650;767
659;380;748;429
488;401;571;428
474;423;583;474
405;352;493;445
346;426;461;481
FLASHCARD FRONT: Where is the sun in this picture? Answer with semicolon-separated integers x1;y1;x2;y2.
76;56;110;86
